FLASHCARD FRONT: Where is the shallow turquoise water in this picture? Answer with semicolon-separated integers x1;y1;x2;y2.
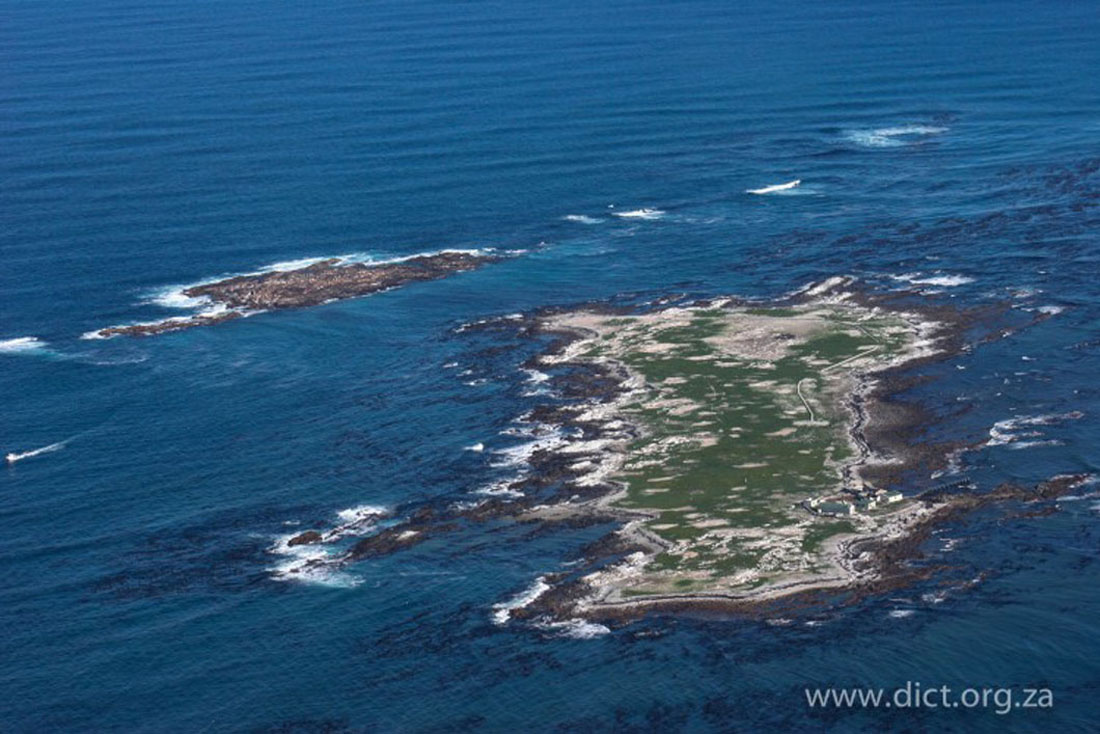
2;1;1099;730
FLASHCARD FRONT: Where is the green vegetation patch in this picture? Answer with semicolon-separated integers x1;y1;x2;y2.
551;301;918;595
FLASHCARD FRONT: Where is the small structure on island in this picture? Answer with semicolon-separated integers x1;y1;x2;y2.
802;485;902;517
878;489;903;504
817;499;855;517
855;495;878;511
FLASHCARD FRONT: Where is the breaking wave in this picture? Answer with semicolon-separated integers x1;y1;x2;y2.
891;272;975;288
490;427;568;469
0;336;49;354
988;412;1083;448
845;124;948;148
535;618;611;639
268;504;391;587
612;208;664;220
563;214;603;224
491;576;551;626
746;179;801;195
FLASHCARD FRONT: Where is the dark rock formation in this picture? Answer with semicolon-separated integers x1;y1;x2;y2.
96;251;501;337
183;252;497;310
287;531;323;547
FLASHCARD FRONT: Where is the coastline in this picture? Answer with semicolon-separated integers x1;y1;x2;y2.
276;277;1077;626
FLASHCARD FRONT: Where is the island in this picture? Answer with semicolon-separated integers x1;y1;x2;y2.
272;277;1081;625
92;250;501;338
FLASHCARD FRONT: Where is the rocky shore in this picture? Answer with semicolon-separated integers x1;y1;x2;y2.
94;250;501;338
517;473;1092;625
272;277;1079;627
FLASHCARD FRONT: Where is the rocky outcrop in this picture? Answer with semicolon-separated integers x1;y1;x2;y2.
287;531;323;547
183;252;497;310
94;251;501;337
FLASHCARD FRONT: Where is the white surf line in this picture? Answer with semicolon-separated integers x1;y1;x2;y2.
746;179;800;195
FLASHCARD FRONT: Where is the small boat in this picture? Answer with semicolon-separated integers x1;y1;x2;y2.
5;442;64;464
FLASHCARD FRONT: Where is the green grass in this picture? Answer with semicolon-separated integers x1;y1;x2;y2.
558;303;916;594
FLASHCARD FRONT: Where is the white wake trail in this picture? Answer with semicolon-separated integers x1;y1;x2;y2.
5;441;66;464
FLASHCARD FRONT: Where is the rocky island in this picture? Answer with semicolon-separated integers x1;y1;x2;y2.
92;250;501;338
271;278;1081;626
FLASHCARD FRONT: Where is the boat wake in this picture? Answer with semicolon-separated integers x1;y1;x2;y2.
5;441;66;465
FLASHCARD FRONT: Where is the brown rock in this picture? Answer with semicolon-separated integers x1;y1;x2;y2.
287;530;323;547
94;251;502;337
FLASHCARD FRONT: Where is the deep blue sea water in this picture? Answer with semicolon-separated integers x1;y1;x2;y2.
2;1;1099;731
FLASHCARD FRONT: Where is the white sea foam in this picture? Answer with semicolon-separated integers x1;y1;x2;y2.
520;368;554;397
522;369;551;384
563;214;603;224
746;179;801;195
988;411;1082;447
0;336;49;354
195;302;236;319
490;428;568;469
5;441;66;464
888;609;916;619
491;576;551;626
268;539;360;588
147;286;211;310
891;272;975;288
262;255;351;272
612;208;665;220
846;125;948;148
1009;440;1063;450
375;247;504;265
267;503;391;586
475;479;524;498
536;618;611;639
252;249;503;278
466;443;485;452
321;505;390;542
450;499;487;512
82;309;249;340
335;504;389;524
126;248;507;335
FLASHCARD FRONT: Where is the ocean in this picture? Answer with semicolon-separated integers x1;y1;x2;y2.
2;0;1098;730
